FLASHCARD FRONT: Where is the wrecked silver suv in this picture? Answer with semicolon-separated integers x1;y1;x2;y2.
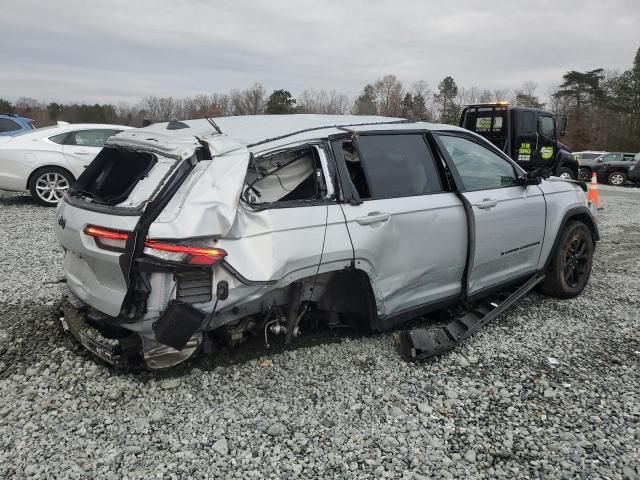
55;115;598;368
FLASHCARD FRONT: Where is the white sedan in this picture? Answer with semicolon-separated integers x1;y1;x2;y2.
0;123;130;206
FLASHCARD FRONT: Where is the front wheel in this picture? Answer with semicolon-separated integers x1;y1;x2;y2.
607;171;626;186
557;167;575;180
29;167;74;206
538;222;594;299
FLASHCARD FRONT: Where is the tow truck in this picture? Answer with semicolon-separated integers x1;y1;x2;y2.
460;102;578;180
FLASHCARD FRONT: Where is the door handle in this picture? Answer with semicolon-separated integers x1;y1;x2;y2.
75;150;92;155
356;211;390;225
473;198;498;209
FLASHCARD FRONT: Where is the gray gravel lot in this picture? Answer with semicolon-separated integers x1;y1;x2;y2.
0;187;639;479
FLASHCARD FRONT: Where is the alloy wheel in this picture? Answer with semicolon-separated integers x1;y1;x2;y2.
559;172;572;180
562;233;590;289
35;172;69;204
609;173;624;185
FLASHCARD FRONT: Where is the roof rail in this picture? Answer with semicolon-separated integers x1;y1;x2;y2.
247;119;410;148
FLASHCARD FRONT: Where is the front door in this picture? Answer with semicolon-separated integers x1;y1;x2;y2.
333;133;468;319
536;114;557;167
434;133;546;295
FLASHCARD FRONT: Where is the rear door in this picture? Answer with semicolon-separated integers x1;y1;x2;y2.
334;132;467;319
62;129;122;176
434;132;546;295
512;110;538;166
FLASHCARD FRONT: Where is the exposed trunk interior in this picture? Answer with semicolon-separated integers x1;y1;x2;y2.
71;147;157;205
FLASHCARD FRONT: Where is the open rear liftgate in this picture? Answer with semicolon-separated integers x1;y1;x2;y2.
394;274;544;362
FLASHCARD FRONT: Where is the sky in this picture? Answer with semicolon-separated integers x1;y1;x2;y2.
1;0;639;105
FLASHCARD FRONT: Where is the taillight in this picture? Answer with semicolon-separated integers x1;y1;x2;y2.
83;225;130;251
83;225;227;266
143;240;226;266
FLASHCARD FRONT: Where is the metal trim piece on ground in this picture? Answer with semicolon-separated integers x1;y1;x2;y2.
394;274;544;362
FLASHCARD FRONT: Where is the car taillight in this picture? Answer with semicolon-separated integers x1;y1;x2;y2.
143;240;226;266
84;225;227;266
83;225;130;250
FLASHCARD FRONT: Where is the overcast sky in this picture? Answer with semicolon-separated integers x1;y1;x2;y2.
2;0;639;105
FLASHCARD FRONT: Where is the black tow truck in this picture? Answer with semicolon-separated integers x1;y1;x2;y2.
460;103;578;180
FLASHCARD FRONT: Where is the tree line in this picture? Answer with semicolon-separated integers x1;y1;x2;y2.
2;46;638;152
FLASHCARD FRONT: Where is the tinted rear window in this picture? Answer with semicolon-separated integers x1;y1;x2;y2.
356;134;442;198
0;118;21;132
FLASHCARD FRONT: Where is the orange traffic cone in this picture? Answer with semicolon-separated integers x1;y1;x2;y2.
587;172;601;210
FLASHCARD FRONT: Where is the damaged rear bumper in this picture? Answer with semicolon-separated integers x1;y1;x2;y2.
60;284;141;367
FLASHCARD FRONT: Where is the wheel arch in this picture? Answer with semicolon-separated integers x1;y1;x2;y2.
26;165;76;190
540;206;599;274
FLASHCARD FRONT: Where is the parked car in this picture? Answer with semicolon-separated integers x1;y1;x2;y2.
0;113;35;136
0;123;130;205
628;153;640;185
55;115;598;368
574;151;606;180
588;152;638;185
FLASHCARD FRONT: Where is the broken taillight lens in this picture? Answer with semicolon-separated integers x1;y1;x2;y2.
143;240;227;266
83;225;227;266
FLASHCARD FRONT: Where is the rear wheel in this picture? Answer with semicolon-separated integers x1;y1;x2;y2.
29;167;74;206
557;167;575;180
607;171;626;186
538;221;594;299
578;168;591;181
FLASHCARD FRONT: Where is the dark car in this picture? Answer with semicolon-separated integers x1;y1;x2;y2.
589;152;638;185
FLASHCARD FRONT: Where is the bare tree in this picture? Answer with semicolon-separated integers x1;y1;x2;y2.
374;75;403;117
297;89;351;114
230;83;266;115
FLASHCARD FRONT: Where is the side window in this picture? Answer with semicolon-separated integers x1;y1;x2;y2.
48;132;70;144
438;135;517;190
67;129;117;147
0;118;21;132
243;145;330;205
539;116;555;138
600;154;618;163
346;134;442;199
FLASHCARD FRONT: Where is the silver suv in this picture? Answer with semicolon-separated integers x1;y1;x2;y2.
55;115;598;368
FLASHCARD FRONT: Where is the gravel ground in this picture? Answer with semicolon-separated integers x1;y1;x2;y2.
0;187;639;479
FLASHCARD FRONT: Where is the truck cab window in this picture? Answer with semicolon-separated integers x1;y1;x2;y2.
539;116;555;139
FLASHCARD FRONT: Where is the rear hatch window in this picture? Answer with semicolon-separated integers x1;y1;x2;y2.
69;146;177;210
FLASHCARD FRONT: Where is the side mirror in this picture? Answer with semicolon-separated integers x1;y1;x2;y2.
516;174;542;186
559;116;568;137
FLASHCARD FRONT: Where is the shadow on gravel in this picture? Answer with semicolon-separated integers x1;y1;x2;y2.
0;193;40;207
0;300;80;378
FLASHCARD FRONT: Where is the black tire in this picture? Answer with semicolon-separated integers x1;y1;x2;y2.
578;168;591;181
556;167;575;180
28;167;74;207
538;221;594;299
607;171;626;186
